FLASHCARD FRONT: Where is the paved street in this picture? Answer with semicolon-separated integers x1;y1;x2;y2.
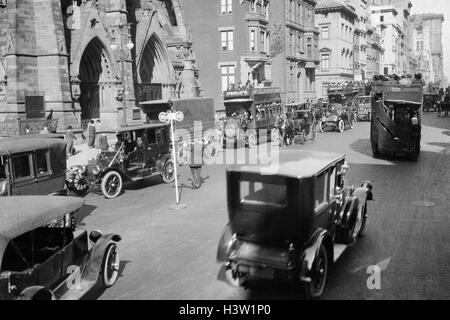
78;112;450;300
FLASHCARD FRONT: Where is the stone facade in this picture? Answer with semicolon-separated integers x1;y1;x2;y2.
371;0;412;76
180;0;273;111
315;0;358;99
271;0;320;106
0;0;203;134
409;13;444;85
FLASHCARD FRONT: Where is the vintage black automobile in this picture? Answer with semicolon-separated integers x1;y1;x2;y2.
319;104;355;133
292;109;316;143
72;124;175;199
0;196;121;300
0;137;67;196
423;93;439;112
217;151;373;299
356;96;372;121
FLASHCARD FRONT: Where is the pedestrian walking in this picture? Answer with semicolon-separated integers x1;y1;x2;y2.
65;125;76;157
189;138;204;189
87;120;96;147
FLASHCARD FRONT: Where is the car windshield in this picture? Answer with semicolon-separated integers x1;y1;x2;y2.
240;180;287;208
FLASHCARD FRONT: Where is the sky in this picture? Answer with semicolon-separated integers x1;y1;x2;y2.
410;0;450;81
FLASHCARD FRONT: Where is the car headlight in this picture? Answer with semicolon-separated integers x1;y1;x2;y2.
92;166;101;176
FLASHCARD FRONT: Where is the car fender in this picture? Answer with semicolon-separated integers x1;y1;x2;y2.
217;224;233;262
81;233;122;283
157;154;172;172
299;229;333;283
98;167;127;182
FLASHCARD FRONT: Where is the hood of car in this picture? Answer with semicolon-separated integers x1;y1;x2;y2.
326;115;339;122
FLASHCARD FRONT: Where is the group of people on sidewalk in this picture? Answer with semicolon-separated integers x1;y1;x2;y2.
64;119;108;157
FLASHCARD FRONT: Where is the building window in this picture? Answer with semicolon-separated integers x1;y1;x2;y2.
251;0;257;13
307;38;312;58
263;1;269;17
261;31;266;53
221;65;235;93
322;26;329;39
221;0;232;14
290;32;294;56
250;28;256;51
221;30;234;51
322;83;329;97
321;53;330;70
380;16;384;22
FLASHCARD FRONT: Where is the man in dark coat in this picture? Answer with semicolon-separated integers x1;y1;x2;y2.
87;120;96;147
65;126;76;156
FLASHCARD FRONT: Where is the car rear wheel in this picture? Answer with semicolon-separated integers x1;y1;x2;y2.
102;244;120;288
162;159;175;183
303;244;328;300
338;120;345;133
101;171;123;199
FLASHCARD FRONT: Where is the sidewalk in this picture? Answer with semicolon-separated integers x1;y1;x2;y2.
67;142;101;167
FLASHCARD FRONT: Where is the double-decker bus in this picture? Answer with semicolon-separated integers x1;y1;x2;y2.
371;82;423;159
220;86;282;148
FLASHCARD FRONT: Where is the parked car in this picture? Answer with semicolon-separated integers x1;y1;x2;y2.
319;104;355;133
0;137;67;196
0;196;121;300
72;124;175;199
217;151;373;299
356;96;372;121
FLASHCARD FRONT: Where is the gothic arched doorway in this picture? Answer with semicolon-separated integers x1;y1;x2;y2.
79;37;114;126
138;34;173;101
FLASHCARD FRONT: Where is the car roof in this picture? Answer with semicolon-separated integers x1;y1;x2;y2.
228;150;345;179
0;137;66;156
0;196;84;265
96;123;168;134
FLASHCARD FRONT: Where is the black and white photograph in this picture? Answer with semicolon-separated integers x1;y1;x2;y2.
0;0;449;305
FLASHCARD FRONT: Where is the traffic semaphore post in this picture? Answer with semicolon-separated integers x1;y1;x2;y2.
159;110;186;210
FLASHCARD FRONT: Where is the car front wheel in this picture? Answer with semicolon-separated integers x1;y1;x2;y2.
162;159;175;183
303;244;328;300
338;119;345;133
101;171;123;199
102;244;120;288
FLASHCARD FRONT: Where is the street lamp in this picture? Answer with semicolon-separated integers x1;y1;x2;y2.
110;23;134;127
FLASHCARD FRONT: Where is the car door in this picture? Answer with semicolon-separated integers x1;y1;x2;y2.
146;129;159;169
156;127;171;161
33;149;55;195
10;153;36;195
313;168;336;231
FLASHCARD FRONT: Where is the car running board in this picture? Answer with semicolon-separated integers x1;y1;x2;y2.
333;244;348;263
